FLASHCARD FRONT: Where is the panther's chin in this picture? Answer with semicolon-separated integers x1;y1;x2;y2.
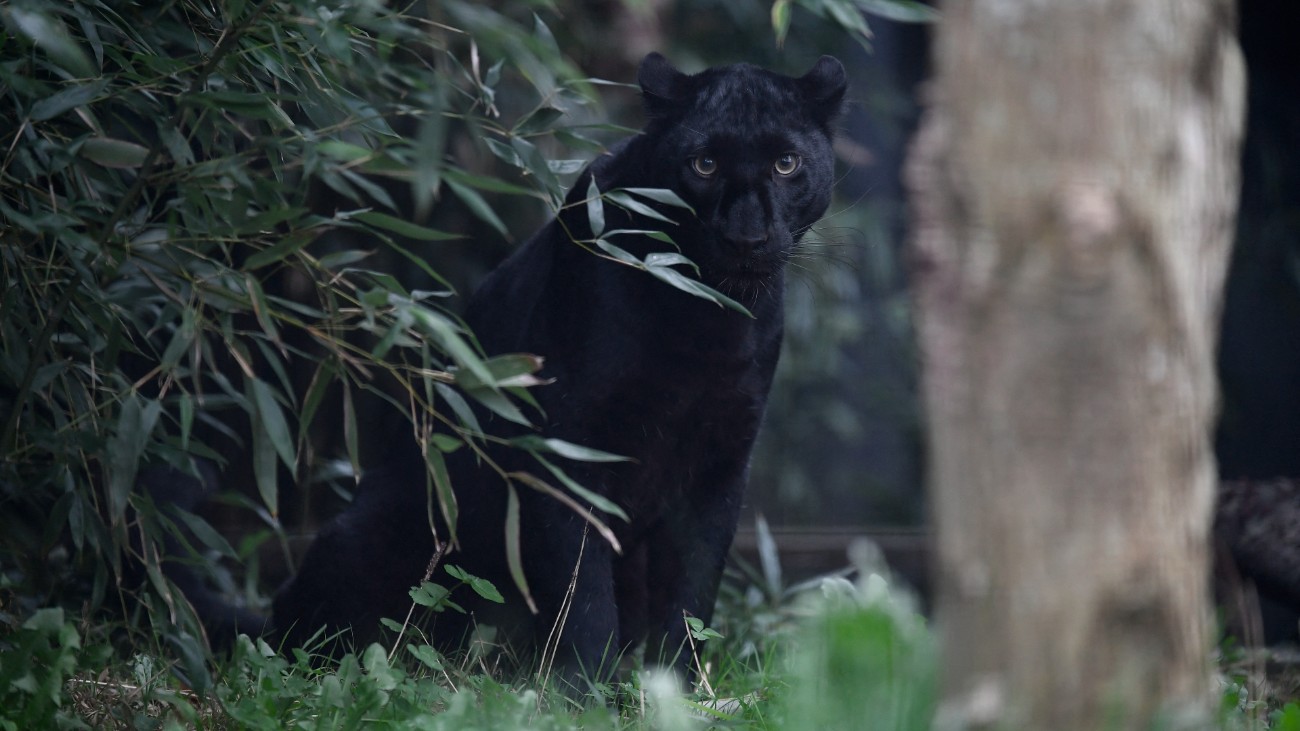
706;261;783;299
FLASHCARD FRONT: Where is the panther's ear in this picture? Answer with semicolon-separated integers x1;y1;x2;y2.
638;52;688;119
799;55;847;128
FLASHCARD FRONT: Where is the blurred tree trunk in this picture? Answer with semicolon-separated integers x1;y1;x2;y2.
907;2;1245;728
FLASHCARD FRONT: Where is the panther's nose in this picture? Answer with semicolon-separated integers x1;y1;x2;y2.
725;232;769;254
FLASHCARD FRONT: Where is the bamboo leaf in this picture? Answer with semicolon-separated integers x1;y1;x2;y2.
5;6;95;76
594;239;640;265
772;0;793;48
353;211;462;242
245;275;281;345
509;471;622;554
646;265;753;317
644;252;696;270
243;229;317;270
30;80;106;121
174;510;237;560
605;191;678;225
586;177;604;237
533;453;629;522
618;187;695;214
857;0;938;23
513;105;565;136
464;385;532;427
410;307;494;387
511;435;629;463
425;447;457;544
249;377;295;471
80;137;150;169
106;393;161;525
454;353;547;390
435;383;481;436
504;485;537;614
250;409;278;517
343;380;360;481
446;179;509;237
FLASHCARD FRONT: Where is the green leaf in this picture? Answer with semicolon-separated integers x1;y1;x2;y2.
174;510;237;560
179;393;194;450
249;377;295;472
513;105;565;136
647;264;753;317
318;249;374;270
245;275;280;345
107;393;161;525
509;136;564;206
464;385;532;427
407;645;444;671
299;359;336;442
603;228;677;246
316;140;373;162
619;187;695;214
80;137;151;169
410;581;453;609
30;80;106;121
353;211;462;241
512;435;629;463
446;179;509;238
431;434;462;453
820;0;874;47
586;177;604;237
442;168;539;198
504;485;537;614
435;383;481;435
425;447;457;543
250;408;278;516
509;471;622;553
772;0;793;48
605;191;678;225
594;239;641;265
5;6;95;76
533;453;629;522
857;0;939;23
242;229;317;270
644;252;696;270
454;353;547;390
686;616;724;641
409;307;494;387
22;607;66;633
343;381;360;481
445;565;504;603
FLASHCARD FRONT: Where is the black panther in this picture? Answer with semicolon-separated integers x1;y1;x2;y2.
176;52;846;691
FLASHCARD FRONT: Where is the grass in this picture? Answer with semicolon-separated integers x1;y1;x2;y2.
1;533;936;730
8;540;1300;730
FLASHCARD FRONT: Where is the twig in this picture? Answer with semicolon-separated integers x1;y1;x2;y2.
387;540;450;663
537;522;589;694
683;610;715;698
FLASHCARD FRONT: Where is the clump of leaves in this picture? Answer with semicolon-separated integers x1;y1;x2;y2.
0;0;628;653
0;608;93;730
776;542;935;730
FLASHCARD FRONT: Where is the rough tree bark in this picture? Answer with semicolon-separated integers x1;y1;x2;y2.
907;2;1245;729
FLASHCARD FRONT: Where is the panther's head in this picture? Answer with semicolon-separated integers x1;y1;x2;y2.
636;53;847;296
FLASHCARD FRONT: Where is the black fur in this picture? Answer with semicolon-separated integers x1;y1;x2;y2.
206;53;845;690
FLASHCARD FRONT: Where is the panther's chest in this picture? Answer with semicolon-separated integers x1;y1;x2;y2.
543;352;770;530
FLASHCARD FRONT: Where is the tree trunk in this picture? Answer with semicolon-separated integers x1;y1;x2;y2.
907;2;1245;728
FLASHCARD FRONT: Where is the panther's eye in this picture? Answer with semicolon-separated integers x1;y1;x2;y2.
774;153;801;176
691;154;718;177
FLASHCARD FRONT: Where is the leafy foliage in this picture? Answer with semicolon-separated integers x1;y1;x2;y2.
0;0;626;646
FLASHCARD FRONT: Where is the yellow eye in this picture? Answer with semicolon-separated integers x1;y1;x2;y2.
774;153;801;176
691;155;718;177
